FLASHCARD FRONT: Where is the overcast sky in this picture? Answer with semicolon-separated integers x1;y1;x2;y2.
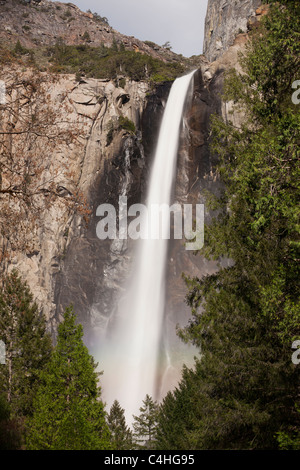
59;0;209;57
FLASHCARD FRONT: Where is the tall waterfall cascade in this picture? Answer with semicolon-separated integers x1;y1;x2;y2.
98;70;196;424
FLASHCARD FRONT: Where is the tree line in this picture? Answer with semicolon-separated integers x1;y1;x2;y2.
0;270;160;450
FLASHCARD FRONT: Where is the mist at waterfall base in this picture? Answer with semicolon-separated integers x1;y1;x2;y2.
94;71;198;425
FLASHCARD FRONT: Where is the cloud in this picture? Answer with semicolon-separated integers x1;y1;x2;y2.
60;0;208;57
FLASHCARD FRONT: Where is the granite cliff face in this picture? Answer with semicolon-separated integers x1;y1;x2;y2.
203;0;263;62
53;77;152;341
6;72;151;337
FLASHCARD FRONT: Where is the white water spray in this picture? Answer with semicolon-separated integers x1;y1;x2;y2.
101;70;196;424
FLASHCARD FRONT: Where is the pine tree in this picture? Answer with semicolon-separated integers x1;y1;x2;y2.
155;366;199;450
0;270;52;418
26;306;111;450
107;400;133;450
277;406;300;450
132;394;159;450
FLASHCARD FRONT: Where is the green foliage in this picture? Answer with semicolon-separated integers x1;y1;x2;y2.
118;77;126;89
277;429;300;449
82;31;91;42
13;40;30;56
144;40;158;49
47;41;185;83
205;1;300;346
156;2;300;450
118;116;136;134
26;306;111;450
177;270;299;449
0;270;52;418
132;394;159;450
106;120;115;147
61;8;72;20
150;73;175;85
107;400;133;450
106;116;136;146
87;10;109;25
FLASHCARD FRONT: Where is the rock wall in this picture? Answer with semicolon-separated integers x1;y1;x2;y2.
53;76;155;344
203;0;262;62
7;71;150;338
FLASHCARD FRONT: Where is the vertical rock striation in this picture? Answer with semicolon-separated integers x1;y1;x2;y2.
203;0;262;62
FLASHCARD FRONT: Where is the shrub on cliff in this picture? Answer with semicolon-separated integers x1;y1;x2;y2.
47;42;185;83
118;116;136;134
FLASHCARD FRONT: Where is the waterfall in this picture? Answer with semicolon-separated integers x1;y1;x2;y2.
100;70;196;424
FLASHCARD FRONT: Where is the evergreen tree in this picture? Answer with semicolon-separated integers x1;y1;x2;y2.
156;1;300;450
155;366;200;450
26;306;111;450
132;394;159;450
107;400;133;450
0;270;52;418
277;406;300;450
0;393;21;450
